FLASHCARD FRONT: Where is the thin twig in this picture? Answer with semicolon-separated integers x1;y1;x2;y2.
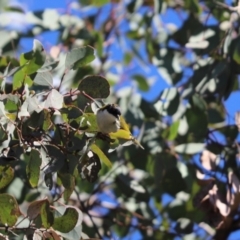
74;189;103;239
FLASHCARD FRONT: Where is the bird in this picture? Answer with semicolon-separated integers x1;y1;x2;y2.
96;104;144;149
96;104;121;134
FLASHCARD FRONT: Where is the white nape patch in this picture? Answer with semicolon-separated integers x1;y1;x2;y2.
87;151;94;158
96;109;120;134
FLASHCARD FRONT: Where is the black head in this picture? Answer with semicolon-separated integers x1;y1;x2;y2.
103;104;121;118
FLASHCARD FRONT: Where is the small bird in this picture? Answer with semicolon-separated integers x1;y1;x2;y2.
96;104;121;134
96;104;144;149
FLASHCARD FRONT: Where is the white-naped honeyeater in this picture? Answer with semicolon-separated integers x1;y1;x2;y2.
96;104;121;134
96;104;144;149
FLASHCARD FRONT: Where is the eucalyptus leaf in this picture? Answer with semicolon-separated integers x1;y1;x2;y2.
0;165;14;189
0;194;21;226
44;89;63;109
65;46;95;70
90;144;112;168
175;143;205;154
52;207;79;233
26;149;41;188
78;75;110;99
34;71;53;87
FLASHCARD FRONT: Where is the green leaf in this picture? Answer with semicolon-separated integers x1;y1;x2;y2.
91;0;109;6
185;107;208;140
0;125;8;143
95;31;104;57
190;94;207;111
24;75;33;87
78;113;99;132
44;145;65;174
217;125;238;143
175;143;205;154
132;75;149;91
20;39;46;75
78;75;110;98
52;207;78;233
41;200;54;228
26;149;42;188
162;121;180;141
162;167;186;196
184;0;202;14
233;37;240;64
4;6;25;13
90;144;112;168
38;60;59;72
0;166;14;189
13;69;24;90
0;194;21;226
5;99;18;112
153;151;177;185
58;173;75;202
65;46;95;70
51;206;82;239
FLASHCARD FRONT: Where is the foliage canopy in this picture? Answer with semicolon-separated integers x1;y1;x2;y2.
0;0;240;239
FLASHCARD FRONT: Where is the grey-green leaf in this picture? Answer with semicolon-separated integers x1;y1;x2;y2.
175;143;205;154
65;46;95;70
34;72;53;87
44;89;63;109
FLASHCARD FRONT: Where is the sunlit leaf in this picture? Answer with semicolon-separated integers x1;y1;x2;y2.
175;218;194;234
0;165;14;189
34;71;53;87
162;120;180;141
175;143;205;154
90;143;112;168
20;39;46;75
44;89;63;109
78;113;99;132
154;88;180;116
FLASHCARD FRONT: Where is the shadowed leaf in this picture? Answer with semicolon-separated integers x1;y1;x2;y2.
26;149;42;188
78;75;110;99
65;46;95;70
